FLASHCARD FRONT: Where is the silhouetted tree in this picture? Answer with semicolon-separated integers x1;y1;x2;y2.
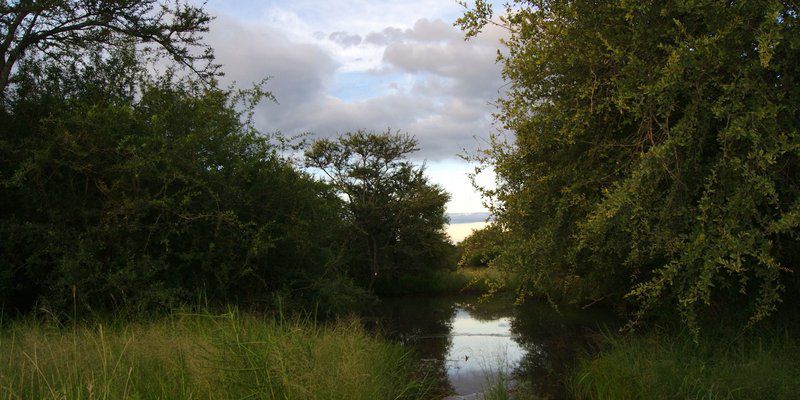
305;130;452;288
0;0;217;98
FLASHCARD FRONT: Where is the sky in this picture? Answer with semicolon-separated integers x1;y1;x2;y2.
199;0;506;241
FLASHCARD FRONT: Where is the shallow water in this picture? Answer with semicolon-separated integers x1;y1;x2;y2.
367;294;614;399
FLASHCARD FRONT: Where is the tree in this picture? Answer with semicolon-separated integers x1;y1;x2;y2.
0;47;360;315
459;1;800;333
458;223;503;268
0;0;216;98
305;130;452;288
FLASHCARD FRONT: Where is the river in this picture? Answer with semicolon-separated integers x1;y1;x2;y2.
366;294;615;399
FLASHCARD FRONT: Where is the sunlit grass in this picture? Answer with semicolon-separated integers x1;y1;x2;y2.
0;311;433;400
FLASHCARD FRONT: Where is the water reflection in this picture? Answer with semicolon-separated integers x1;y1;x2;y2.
367;294;614;399
447;310;523;394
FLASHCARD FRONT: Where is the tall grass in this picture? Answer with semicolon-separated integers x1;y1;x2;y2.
0;311;433;400
570;328;800;400
480;366;541;400
481;369;513;400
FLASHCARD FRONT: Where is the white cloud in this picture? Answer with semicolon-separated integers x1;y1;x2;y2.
209;14;336;107
201;1;507;212
364;27;406;46
329;32;362;48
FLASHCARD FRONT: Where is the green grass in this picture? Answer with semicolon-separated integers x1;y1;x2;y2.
482;369;514;400
479;367;542;400
570;328;800;400
0;311;433;400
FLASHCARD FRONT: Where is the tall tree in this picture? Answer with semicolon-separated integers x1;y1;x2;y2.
0;0;216;98
459;1;800;333
305;130;452;288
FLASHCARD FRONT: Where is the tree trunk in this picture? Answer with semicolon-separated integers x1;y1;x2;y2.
367;235;379;290
0;62;11;101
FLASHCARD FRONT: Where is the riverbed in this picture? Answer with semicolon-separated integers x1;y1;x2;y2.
367;294;614;399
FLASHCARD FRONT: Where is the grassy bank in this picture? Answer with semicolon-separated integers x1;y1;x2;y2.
570;328;800;400
374;267;517;296
0;311;432;400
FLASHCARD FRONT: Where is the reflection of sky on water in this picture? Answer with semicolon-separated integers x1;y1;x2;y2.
441;309;525;395
370;295;616;398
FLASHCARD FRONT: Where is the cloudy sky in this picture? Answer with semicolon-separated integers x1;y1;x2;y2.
199;0;505;239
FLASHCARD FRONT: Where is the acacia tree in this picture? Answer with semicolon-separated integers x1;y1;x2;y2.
459;1;800;334
0;0;217;97
305;130;451;288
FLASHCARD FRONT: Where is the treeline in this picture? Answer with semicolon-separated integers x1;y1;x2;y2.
0;2;453;317
458;0;800;334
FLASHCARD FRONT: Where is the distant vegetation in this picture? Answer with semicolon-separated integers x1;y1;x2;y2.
457;224;502;269
373;266;514;296
305;130;455;290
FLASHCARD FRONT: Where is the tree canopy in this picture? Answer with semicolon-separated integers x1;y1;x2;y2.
305;130;453;288
458;223;503;268
0;0;216;98
0;46;365;315
459;0;800;334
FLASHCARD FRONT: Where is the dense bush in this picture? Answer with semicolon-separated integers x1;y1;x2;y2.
0;50;357;315
458;224;503;268
459;0;800;332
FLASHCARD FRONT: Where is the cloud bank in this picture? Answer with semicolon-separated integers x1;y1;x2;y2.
448;212;492;224
204;9;507;160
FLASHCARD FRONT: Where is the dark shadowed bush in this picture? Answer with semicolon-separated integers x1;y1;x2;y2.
0;49;358;315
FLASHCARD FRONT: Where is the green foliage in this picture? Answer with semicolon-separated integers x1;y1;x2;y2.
458;1;800;332
458;223;503;268
0;48;355;315
305;130;454;287
0;312;433;399
0;0;217;97
1;8;456;317
373;269;471;295
373;267;517;296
